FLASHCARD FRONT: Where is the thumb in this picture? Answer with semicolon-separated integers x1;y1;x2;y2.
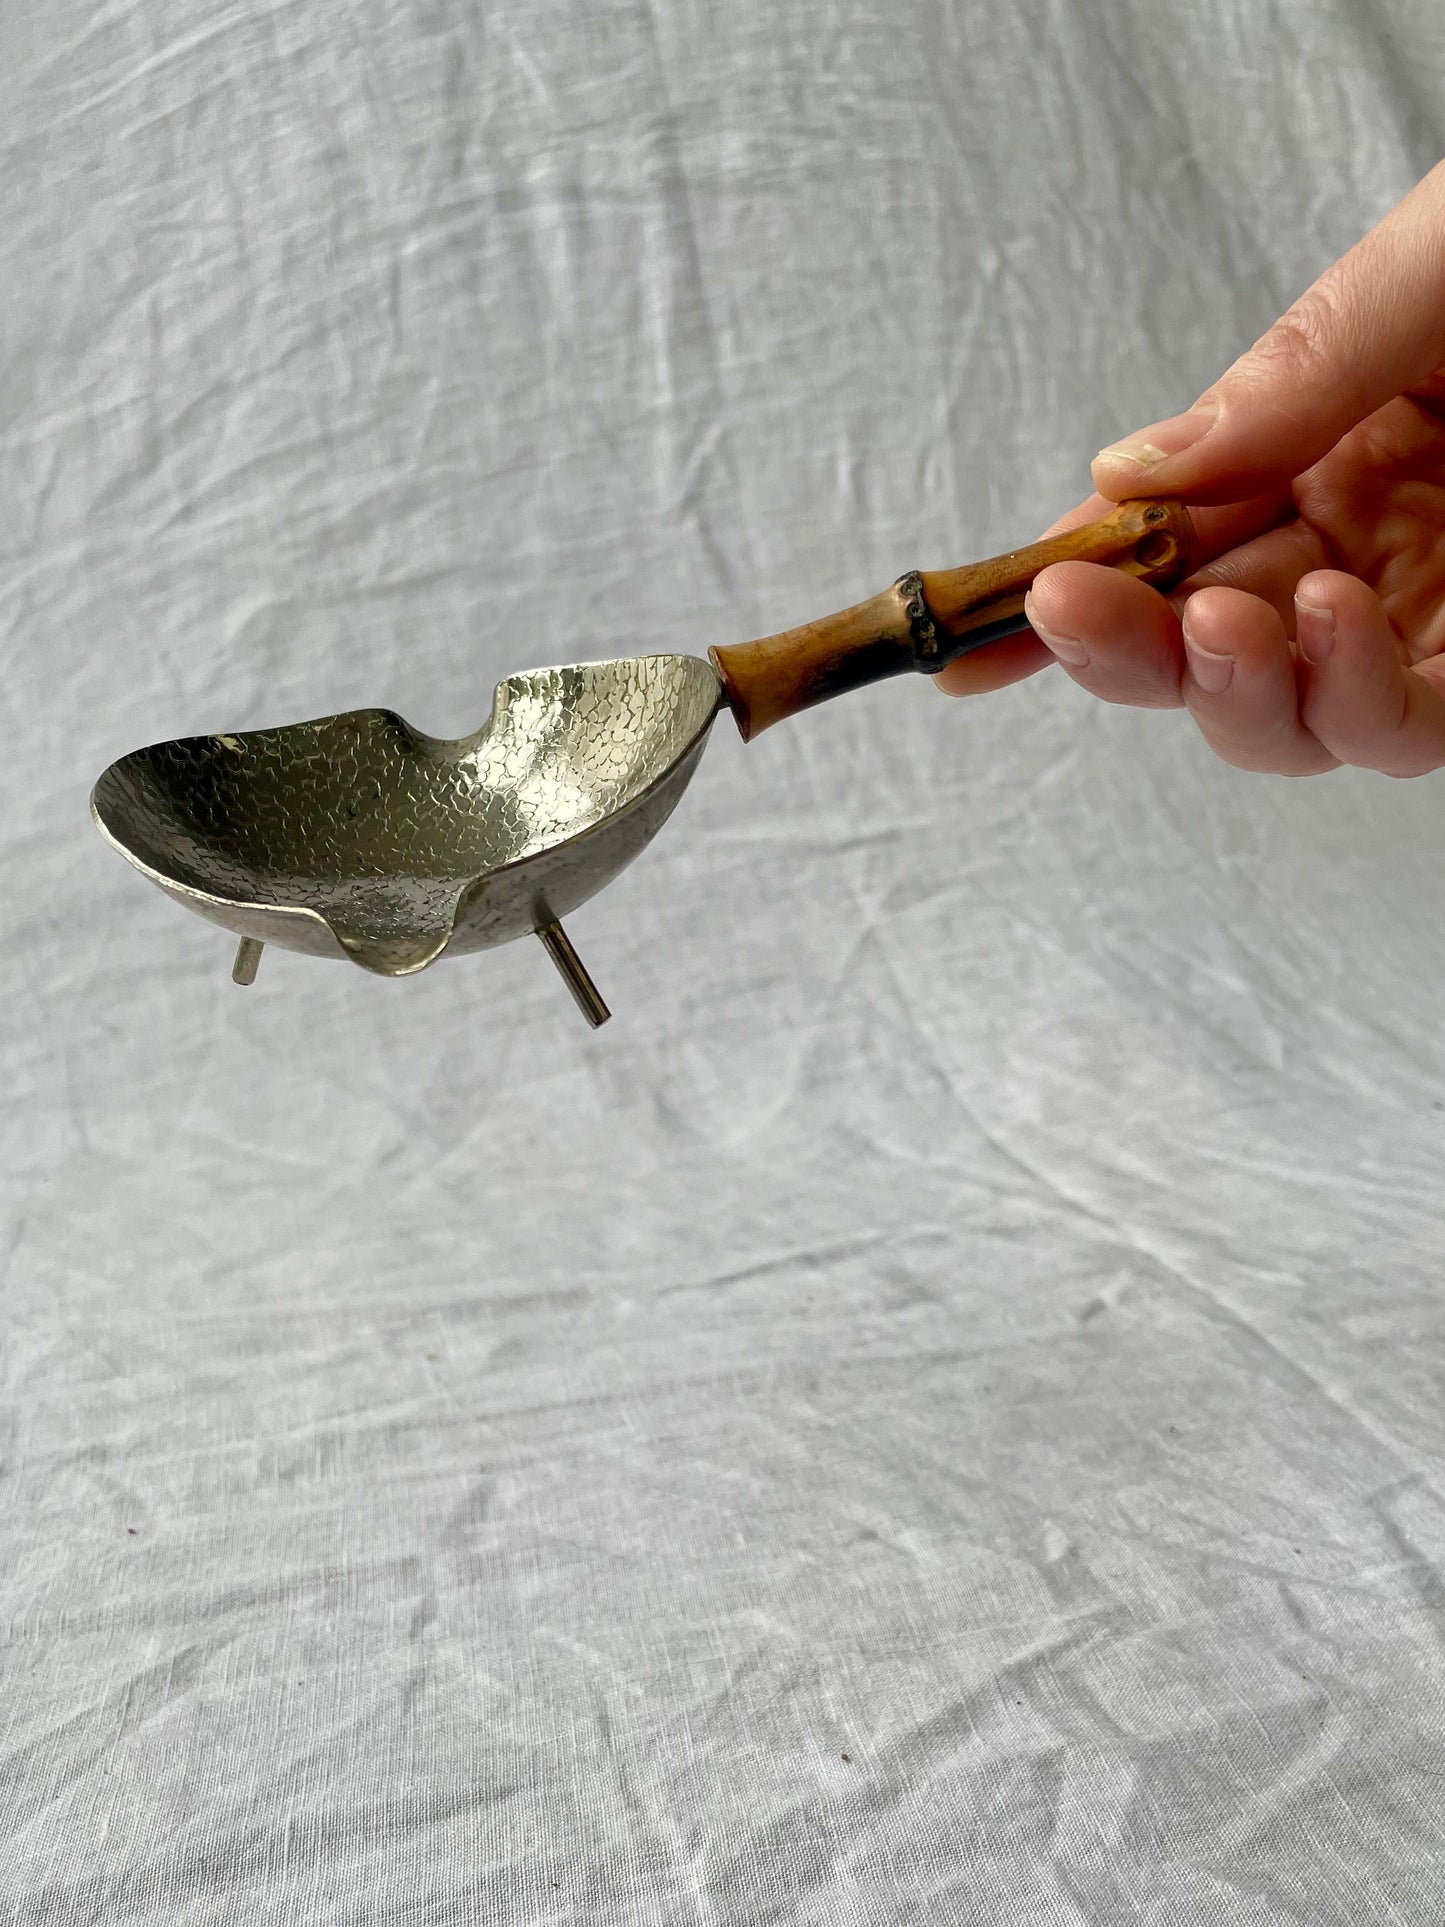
1091;159;1445;507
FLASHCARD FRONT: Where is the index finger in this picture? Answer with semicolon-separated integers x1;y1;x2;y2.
1092;161;1445;506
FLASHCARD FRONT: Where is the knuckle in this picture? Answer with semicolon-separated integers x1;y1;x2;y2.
1235;281;1370;422
1252;286;1339;377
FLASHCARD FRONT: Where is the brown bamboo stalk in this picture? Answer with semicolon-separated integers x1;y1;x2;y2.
711;499;1196;739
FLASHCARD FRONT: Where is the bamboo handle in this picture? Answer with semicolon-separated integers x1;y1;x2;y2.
710;498;1196;740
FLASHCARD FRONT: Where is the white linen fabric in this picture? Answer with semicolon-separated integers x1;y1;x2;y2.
5;0;1445;1919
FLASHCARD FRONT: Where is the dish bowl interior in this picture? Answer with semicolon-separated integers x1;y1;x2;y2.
92;655;723;965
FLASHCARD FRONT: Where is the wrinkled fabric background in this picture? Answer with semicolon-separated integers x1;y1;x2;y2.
5;0;1445;1920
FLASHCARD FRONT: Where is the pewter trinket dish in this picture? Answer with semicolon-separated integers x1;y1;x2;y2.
93;499;1195;1025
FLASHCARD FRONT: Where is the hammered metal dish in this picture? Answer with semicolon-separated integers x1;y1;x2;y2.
92;500;1198;1027
92;655;724;1008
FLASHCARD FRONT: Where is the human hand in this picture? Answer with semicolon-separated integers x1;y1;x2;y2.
937;160;1445;776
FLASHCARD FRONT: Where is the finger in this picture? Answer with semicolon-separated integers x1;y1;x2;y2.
1022;561;1185;709
1172;518;1334;637
1177;587;1337;775
933;629;1052;696
1295;570;1445;775
935;488;1296;698
1090;160;1445;506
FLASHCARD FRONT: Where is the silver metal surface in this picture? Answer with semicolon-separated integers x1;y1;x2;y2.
92;656;725;984
537;921;611;1028
232;937;264;986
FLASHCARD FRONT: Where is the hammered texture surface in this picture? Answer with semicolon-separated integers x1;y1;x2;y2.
92;656;722;971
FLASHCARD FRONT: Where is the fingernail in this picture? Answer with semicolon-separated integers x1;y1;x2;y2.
1023;590;1089;665
1095;402;1219;475
1183;635;1234;693
1295;597;1335;664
